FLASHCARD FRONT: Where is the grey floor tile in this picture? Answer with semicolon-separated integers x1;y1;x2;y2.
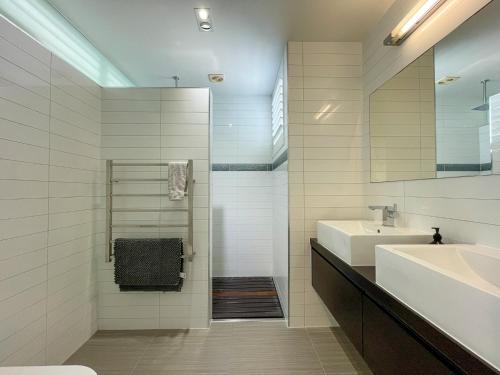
65;321;371;374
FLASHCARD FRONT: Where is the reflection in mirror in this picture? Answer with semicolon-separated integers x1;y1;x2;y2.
370;49;436;182
434;1;499;178
369;1;500;182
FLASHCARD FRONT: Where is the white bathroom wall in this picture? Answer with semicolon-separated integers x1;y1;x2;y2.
435;85;487;179
0;17;101;365
363;0;500;248
100;87;210;329
436;96;485;167
45;55;102;365
211;96;274;277
287;41;363;327
212;96;272;164
212;171;273;277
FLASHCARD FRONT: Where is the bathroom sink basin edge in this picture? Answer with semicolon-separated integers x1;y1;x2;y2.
317;220;432;266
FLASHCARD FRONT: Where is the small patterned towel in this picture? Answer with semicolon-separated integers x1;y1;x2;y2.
168;161;188;201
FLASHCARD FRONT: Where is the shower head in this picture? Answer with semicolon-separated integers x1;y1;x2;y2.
472;79;490;111
472;103;489;111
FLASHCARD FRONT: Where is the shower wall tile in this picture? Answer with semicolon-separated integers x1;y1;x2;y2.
0;17;100;366
212;171;273;277
100;87;210;330
212;95;272;164
211;95;275;278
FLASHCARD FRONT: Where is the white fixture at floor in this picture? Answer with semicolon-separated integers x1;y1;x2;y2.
317;220;431;266
376;244;500;371
0;366;96;375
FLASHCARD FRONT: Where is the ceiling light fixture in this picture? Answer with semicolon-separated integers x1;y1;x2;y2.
208;73;224;83
197;8;209;21
194;8;213;32
200;22;212;31
384;0;447;46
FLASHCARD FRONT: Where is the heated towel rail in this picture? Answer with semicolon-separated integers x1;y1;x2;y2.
105;160;195;262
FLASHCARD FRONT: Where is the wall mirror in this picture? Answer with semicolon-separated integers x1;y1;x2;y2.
370;1;500;182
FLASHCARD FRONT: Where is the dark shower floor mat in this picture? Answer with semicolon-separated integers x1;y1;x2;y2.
212;277;284;320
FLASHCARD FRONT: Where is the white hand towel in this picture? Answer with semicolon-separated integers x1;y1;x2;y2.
168;161;188;201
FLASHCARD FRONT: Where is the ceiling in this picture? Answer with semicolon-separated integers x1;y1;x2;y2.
435;1;500;106
48;0;394;95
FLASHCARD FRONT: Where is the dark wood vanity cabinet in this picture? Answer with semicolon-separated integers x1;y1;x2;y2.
363;297;453;375
311;249;363;353
310;239;498;375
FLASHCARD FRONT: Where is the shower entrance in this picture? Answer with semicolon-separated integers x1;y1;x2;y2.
210;75;288;321
212;277;284;319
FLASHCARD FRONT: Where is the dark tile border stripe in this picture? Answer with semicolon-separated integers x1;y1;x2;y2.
212;163;271;171
272;150;288;170
436;163;492;172
211;150;289;172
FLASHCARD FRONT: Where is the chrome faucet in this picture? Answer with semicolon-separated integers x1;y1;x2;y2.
368;204;397;227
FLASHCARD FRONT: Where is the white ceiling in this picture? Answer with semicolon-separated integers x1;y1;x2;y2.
48;0;394;95
435;1;500;105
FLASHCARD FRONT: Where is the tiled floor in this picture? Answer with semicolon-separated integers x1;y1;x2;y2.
65;321;371;374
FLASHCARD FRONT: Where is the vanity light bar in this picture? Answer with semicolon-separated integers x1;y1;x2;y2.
384;0;447;46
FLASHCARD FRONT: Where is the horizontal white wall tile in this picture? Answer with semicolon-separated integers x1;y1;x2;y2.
99;87;210;330
212;95;272;164
287;41;363;328
0;17;100;366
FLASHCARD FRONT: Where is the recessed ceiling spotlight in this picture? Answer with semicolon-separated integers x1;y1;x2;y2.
197;8;209;21
194;8;213;32
200;22;212;31
208;74;224;83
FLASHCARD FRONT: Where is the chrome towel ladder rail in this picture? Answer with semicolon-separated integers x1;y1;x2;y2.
105;160;195;263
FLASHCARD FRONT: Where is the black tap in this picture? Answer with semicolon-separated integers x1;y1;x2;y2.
430;227;443;244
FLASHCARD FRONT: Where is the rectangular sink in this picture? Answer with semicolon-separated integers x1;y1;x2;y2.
317;220;431;266
376;244;500;371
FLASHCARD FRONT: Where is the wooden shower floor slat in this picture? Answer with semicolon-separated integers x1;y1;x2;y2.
212;277;284;320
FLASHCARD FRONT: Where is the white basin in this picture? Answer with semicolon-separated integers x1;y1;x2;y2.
376;244;500;371
317;220;431;265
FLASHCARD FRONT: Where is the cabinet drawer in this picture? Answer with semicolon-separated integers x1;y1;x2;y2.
311;249;363;353
363;297;453;375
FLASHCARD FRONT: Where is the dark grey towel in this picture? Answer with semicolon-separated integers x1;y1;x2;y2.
114;238;183;292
